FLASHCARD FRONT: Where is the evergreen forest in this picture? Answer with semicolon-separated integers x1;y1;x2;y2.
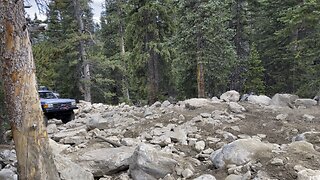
3;0;320;107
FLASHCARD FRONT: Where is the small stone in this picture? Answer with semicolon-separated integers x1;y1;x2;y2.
182;169;193;178
270;158;284;166
257;134;267;139
155;123;164;128
200;113;211;118
193;174;216;180
230;126;240;132
238;134;251;139
195;141;206;152
162;174;175;180
303;114;315;121
202;148;214;154
276;114;288;121
225;174;242;180
179;114;185;121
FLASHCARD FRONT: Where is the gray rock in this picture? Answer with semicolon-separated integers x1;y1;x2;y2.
247;95;271;106
78;146;135;177
54;154;94;180
228;102;246;113
151;101;161;108
60;136;87;145
210;139;277;168
200;113;211;118
193;174;216;180
270;158;284;166
195;141;206;152
48;139;94;180
0;150;16;164
49;139;70;154
225;174;242;180
86;114;109;130
183;98;213;108
169;128;188;145
47;123;58;134
302;114;315;121
211;97;222;103
0;169;17;180
144;108;153;117
162;100;171;108
270;93;299;107
297;168;320;180
52;126;87;141
294;99;317;108
220;90;240;102
253;171;274;180
121;138;142;146
129;144;178;180
182;168;193;178
276;114;288;121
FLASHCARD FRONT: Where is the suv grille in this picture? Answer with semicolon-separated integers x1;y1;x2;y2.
53;102;72;108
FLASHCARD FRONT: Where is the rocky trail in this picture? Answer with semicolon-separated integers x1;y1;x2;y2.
1;91;320;180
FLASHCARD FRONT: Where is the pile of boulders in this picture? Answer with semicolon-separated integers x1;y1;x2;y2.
2;90;320;180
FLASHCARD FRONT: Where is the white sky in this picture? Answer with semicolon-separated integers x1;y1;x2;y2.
24;0;104;23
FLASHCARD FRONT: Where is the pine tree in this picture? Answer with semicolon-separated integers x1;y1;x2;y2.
126;0;174;103
97;0;130;104
243;44;265;94
174;0;236;98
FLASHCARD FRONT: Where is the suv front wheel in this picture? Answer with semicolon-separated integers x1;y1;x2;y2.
61;111;75;124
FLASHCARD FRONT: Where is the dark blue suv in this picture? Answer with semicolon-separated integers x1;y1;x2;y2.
39;90;78;123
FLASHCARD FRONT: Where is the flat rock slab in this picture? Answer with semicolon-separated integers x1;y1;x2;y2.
129;143;178;180
78;146;135;177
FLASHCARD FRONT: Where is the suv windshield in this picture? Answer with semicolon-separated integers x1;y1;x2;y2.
39;92;57;99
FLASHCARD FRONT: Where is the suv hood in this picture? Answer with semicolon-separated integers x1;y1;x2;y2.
40;98;75;104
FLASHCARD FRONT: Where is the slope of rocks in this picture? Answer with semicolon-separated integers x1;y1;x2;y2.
1;91;320;180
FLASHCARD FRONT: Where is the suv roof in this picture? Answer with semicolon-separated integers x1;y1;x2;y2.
38;90;53;93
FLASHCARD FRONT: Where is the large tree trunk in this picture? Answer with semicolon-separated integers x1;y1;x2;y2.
0;1;59;179
74;0;91;102
196;36;205;98
118;1;130;102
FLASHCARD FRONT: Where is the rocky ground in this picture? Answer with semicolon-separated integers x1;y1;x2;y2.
1;91;320;180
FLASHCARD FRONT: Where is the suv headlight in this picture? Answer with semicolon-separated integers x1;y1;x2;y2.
43;103;53;108
71;101;76;106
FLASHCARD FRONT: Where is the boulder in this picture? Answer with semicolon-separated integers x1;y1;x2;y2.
86;114;109;130
210;139;277;168
183;98;213;109
228;102;246;113
49;139;70;154
129;144;178;180
0;169;17;180
247;95;271;106
54;154;94;180
294;99;317;108
270;93;299;107
220;90;240;102
0;149;16;164
297;168;320;180
48;139;93;180
52;125;87;141
78;146;135;177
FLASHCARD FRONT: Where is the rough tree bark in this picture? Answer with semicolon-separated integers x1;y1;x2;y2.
73;0;91;102
196;35;205;98
0;1;60;179
118;0;130;102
